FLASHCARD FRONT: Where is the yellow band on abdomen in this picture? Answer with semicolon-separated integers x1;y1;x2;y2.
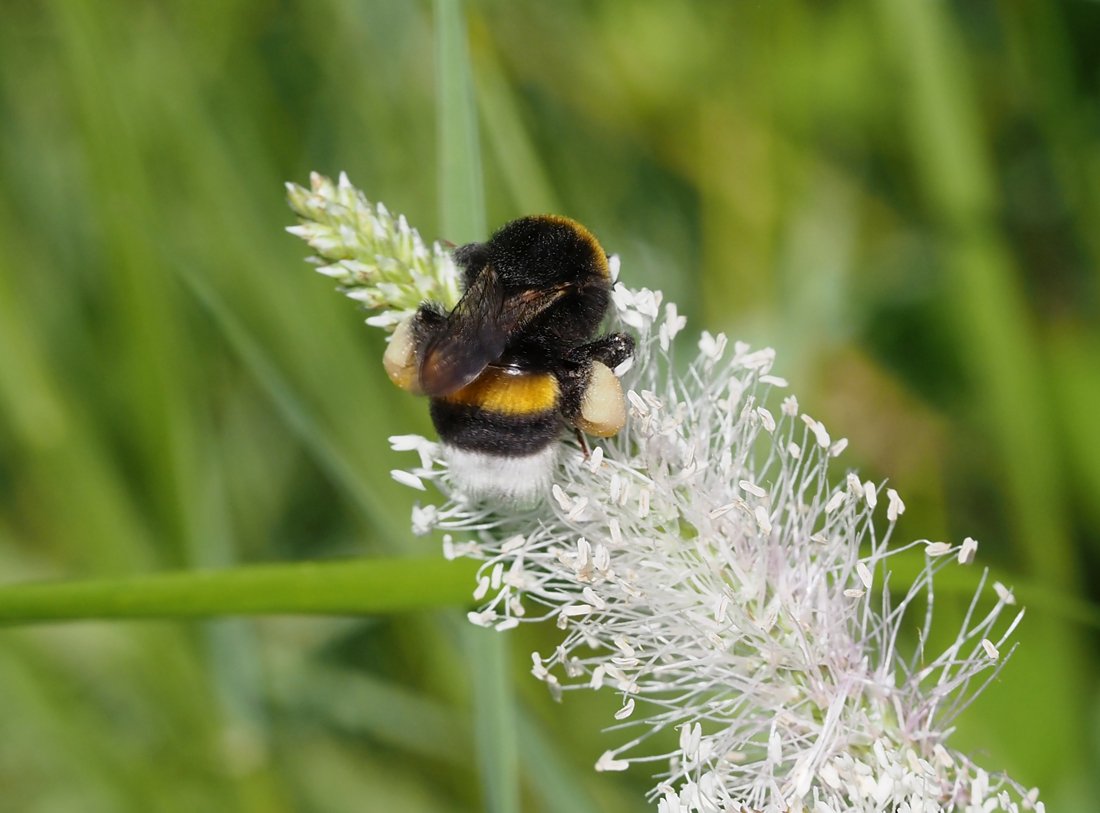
442;367;559;416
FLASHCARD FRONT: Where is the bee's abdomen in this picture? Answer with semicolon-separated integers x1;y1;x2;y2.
430;402;560;456
440;368;558;415
430;368;561;456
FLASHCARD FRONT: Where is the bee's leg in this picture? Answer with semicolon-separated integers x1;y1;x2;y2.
410;302;446;345
571;332;635;371
557;333;634;440
554;366;595;458
573;427;591;458
383;303;445;394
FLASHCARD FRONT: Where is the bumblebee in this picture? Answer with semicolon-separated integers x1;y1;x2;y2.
383;215;635;501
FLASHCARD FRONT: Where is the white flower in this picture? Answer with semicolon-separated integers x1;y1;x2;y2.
286;172;460;327
290;175;1040;813
398;310;1037;811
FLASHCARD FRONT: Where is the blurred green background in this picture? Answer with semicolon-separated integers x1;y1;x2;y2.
1;1;1097;810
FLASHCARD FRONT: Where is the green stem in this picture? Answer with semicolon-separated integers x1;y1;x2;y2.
0;557;478;624
435;0;485;243
434;4;520;813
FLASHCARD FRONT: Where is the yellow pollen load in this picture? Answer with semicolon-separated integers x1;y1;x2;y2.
442;367;559;416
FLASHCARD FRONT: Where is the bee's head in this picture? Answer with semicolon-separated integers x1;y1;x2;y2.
452;241;491;290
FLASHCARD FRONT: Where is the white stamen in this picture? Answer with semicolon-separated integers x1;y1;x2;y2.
390;470;425;491
959;536;979;564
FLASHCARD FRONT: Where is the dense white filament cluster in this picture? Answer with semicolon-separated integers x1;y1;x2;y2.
288;175;1040;813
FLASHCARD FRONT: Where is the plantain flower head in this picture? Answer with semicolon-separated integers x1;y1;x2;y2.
288;174;1041;813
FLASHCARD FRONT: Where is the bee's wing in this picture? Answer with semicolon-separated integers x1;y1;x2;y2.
419;269;571;397
498;285;571;331
419;267;507;396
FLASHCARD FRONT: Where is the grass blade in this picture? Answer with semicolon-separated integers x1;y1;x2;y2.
434;3;519;813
